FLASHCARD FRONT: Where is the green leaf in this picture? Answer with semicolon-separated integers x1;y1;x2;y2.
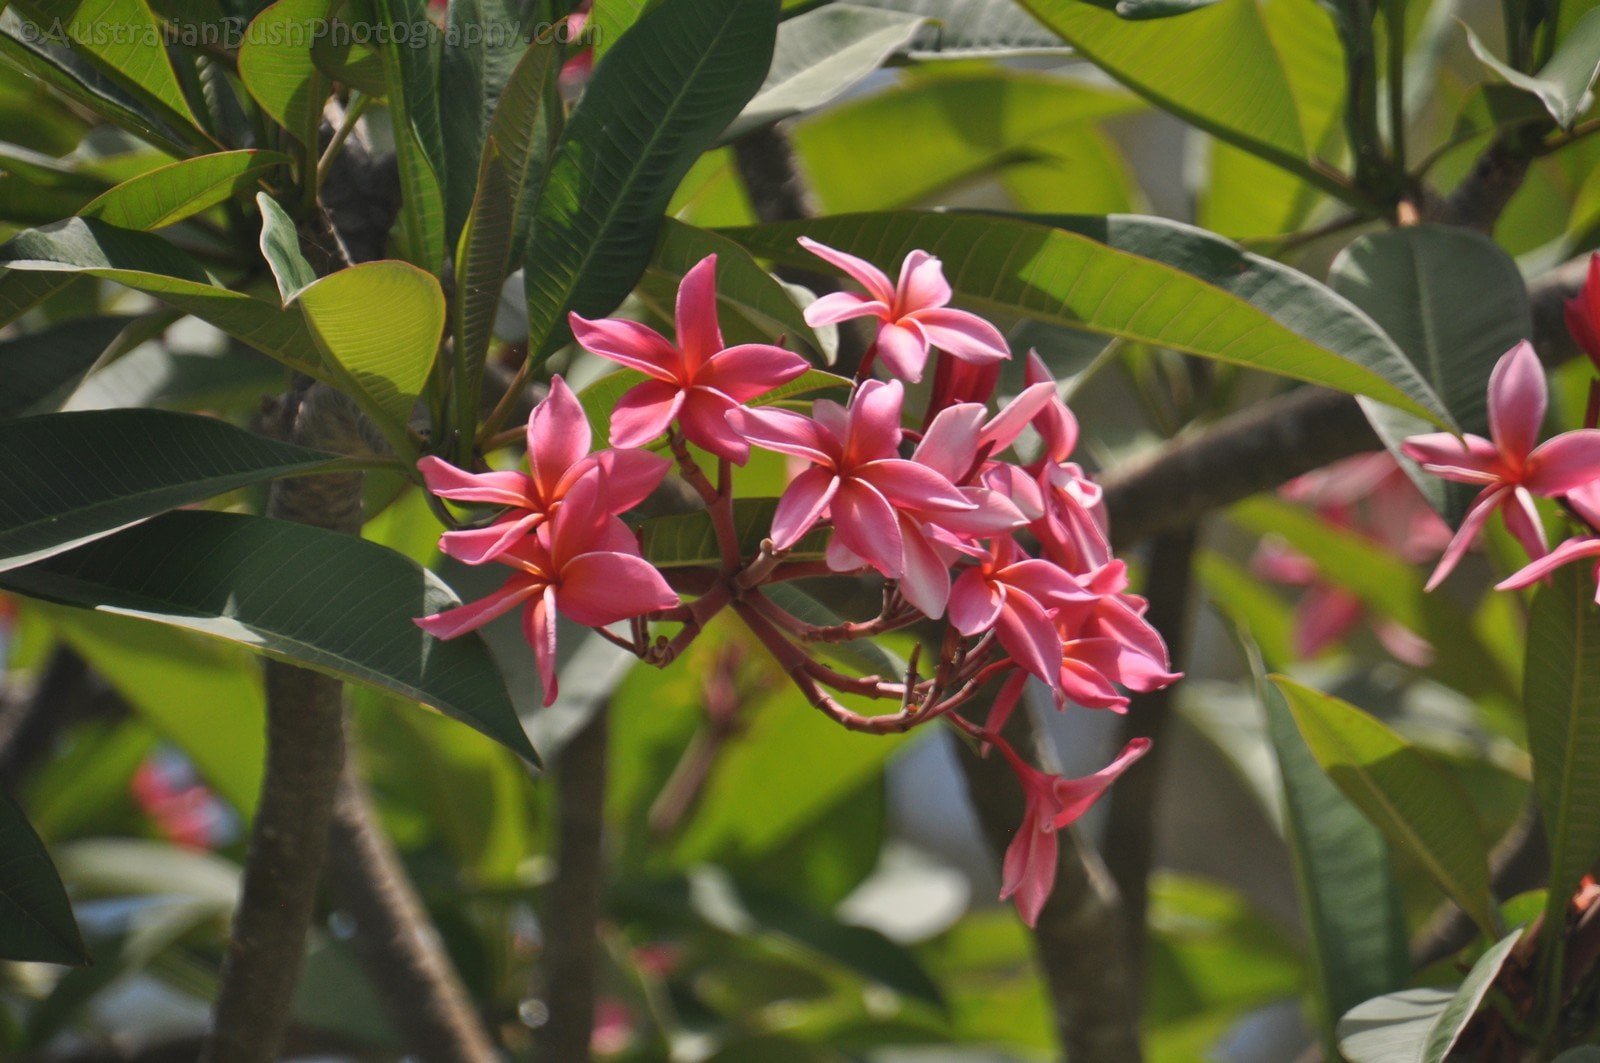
1329;226;1531;524
371;0;447;272
725;213;1446;421
8;0;203;135
1523;565;1600;950
1243;634;1408;1052
638;498;829;568
0;409;339;572
646;219;826;358
589;0;649;59
290;260;445;442
257;192;316;302
0;789;88;965
1273;676;1499;938
725;3;929;141
1115;0;1220;15
791;70;1141;213
239;0;332;146
761;582;906;680
1336;930;1521;1063
0;314;131;418
1014;0;1329;180
438;0;532;245
0;510;538;764
842;0;1066;58
522;0;779;361
80;150;290;231
1467;9;1600;130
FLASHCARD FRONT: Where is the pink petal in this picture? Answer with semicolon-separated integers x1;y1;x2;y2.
674;255;724;374
546;472;611;570
527;375;591;498
999;795;1056;928
1057;656;1129;712
1399;433;1504;485
859;458;974;513
805;290;888;327
557;552;679;627
1048;737;1151;829
1525;430;1600;494
994;591;1064;687
771;467;839;549
698;343;810;401
831;479;904;578
908;306;1010;364
1502;485;1549;561
417;456;535;507
844;378;905;465
949;568;1005;635
1487;340;1547;464
416;574;542;639
798;236;894;304
928;486;1027;536
984;670;1030;738
895;250;952;312
981;381;1057;455
1000;558;1096;607
678;387;750;464
578;449;671;513
1424;485;1505;591
897;516;951;618
915;403;986;482
1293;585;1364;659
729;406;838;466
569;315;683;381
439;511;542;565
610;380;686;449
873;321;931;382
826;534;868;573
1497;536;1600;590
526;587;560;706
1570;481;1600;528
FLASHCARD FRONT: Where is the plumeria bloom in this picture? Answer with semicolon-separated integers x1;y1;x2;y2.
419;376;669;564
730;379;977;583
997;737;1151;926
948;536;1096;687
1057;561;1182;698
1402;341;1600;589
799;238;1009;382
1565;252;1600;373
569;255;810;463
1498;481;1600;602
417;474;679;705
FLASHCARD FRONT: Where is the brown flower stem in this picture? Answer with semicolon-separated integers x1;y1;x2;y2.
536;704;610;1061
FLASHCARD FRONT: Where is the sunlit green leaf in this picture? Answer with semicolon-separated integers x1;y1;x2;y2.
239;0;331;146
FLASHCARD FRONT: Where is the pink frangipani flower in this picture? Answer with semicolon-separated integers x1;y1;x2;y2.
569;255;811;463
948;537;1095;688
1498;481;1600;602
417;473;679;705
799;238;1009;383
730;379;977;582
997;737;1151;926
1402;341;1600;588
419;376;669;564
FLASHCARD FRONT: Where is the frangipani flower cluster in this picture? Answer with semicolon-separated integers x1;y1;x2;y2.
416;246;1179;926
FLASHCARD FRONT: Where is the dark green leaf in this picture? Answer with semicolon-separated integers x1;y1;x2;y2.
1274;677;1499;938
761;582;906;679
522;0;779;360
371;0;447;272
638;498;828;568
0;409;339;571
438;0;533;245
0;510;538;763
0;315;131;418
0;789;88;965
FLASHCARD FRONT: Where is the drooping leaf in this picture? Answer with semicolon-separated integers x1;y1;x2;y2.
1242;633;1408;1052
256;192;316;302
1336;929;1521;1063
370;0;448;272
1467;9;1600;130
1329;226;1531;524
239;0;332;147
726;213;1447;422
522;0;778;361
0;409;340;572
1523;564;1600;953
0;314;131;418
637;498;829;568
80;150;291;230
0;789;88;965
0;510;538;763
842;0;1066;57
1273;677;1499;938
725;4;929;141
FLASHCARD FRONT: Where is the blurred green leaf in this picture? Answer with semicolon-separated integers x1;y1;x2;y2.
1273;676;1499;938
725;4;928;141
728;213;1446;421
0;409;339;572
1329;226;1531;524
522;0;778;361
0;314;131;418
1523;564;1600;956
239;0;331;146
0;510;538;764
0;788;88;965
1467;9;1600;130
